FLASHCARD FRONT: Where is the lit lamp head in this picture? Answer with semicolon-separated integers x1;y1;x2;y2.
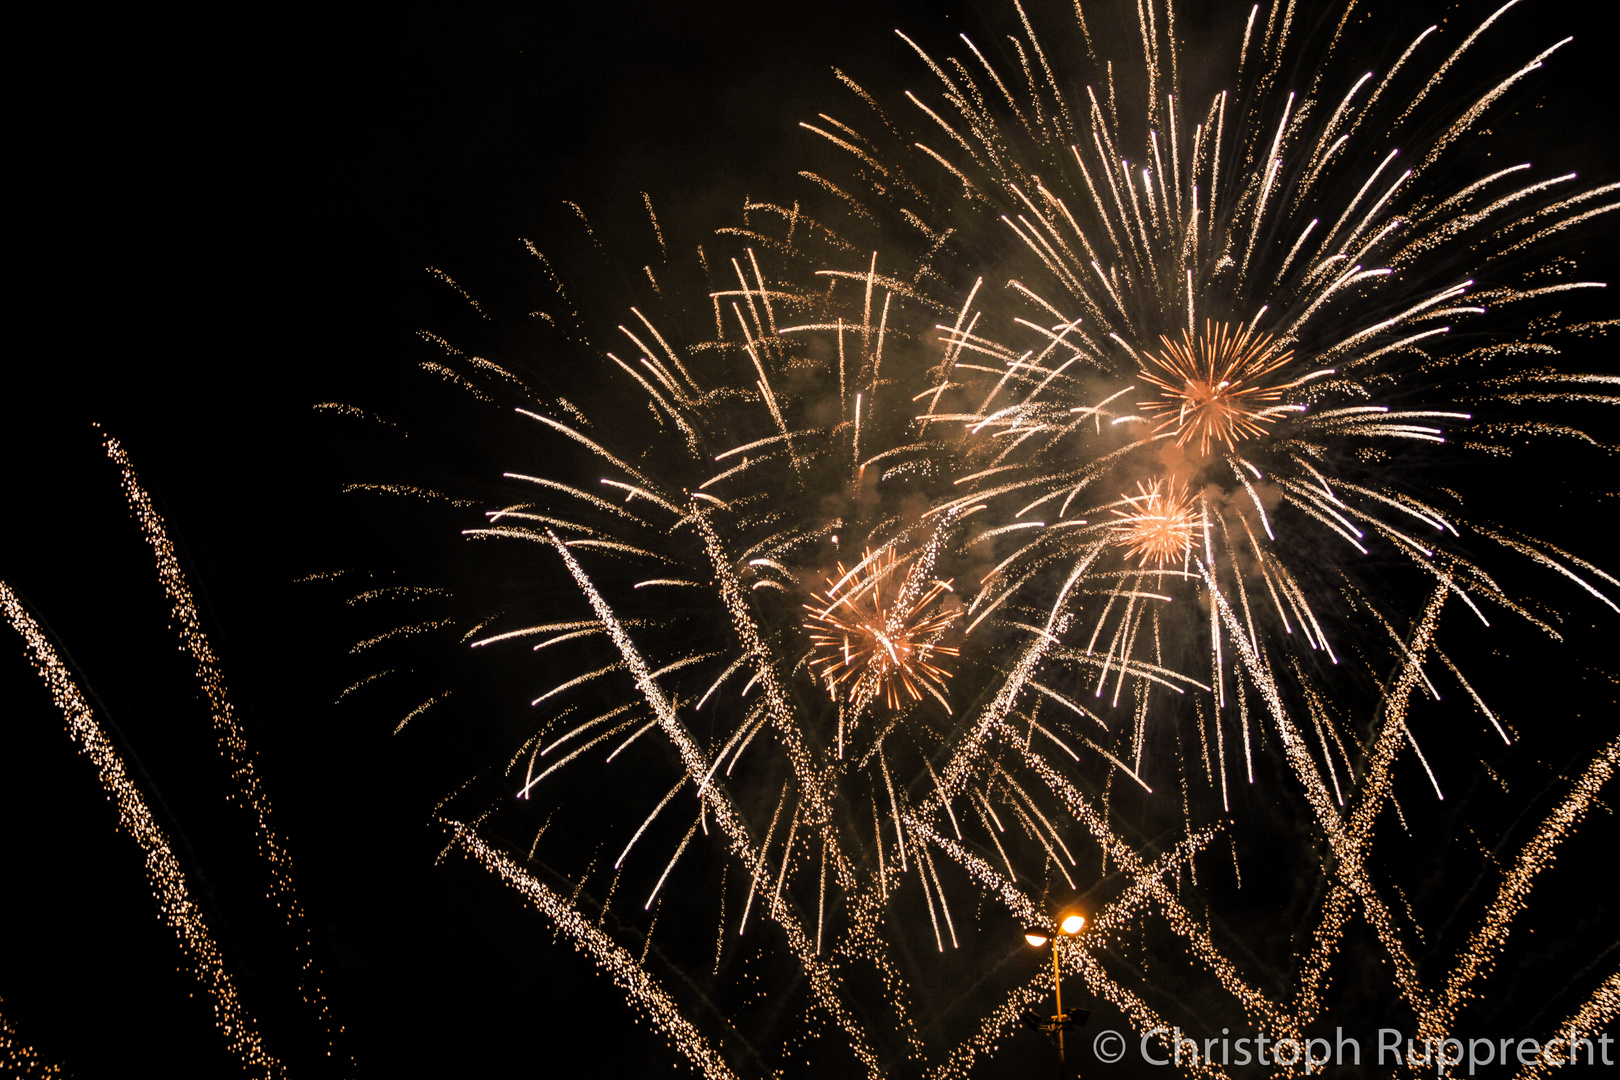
1060;913;1086;935
1023;930;1050;948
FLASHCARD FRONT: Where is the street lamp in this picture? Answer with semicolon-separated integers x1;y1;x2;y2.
1022;912;1089;1077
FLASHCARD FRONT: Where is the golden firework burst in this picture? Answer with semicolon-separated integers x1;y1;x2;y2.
1139;321;1302;455
804;548;960;710
1108;480;1202;568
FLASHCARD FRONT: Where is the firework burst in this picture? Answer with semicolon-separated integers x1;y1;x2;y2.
1137;321;1306;455
330;1;1620;1076
1106;479;1201;567
804;548;961;712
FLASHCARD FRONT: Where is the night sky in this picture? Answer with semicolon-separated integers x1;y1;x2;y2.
6;1;1619;1076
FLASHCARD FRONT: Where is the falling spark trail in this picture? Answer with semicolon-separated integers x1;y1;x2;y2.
3;583;285;1080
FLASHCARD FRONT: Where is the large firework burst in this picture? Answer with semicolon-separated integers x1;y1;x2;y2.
329;1;1620;1076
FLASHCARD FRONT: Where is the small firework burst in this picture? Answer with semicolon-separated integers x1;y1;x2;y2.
1138;322;1306;455
1107;479;1202;568
804;548;960;710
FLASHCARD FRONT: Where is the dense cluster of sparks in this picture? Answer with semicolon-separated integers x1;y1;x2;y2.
804;549;961;711
1138;322;1304;455
323;1;1619;1077
1106;479;1202;567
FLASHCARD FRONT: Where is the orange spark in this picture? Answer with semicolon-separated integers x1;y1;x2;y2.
1139;321;1301;455
804;549;960;710
1108;479;1202;567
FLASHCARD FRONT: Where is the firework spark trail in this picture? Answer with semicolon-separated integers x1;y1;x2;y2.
918;830;1219;1080
1439;736;1620;1027
1511;969;1620;1080
1201;564;1443;1025
937;557;1091;796
691;503;921;1029
1070;948;1234;1080
542;528;890;1079
103;435;347;1062
996;724;1292;1037
1293;877;1360;1029
447;821;745;1080
1298;581;1453;1031
692;509;843;833
906;817;1040;926
2;583;284;1080
0;1001;65;1080
543;528;734;802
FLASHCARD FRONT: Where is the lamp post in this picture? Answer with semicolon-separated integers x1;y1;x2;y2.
1022;913;1089;1077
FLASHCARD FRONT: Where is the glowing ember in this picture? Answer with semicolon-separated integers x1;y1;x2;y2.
804;549;960;710
1139;322;1302;455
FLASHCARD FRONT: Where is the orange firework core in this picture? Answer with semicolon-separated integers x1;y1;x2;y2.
1108;480;1202;567
804;548;959;710
1139;321;1297;455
